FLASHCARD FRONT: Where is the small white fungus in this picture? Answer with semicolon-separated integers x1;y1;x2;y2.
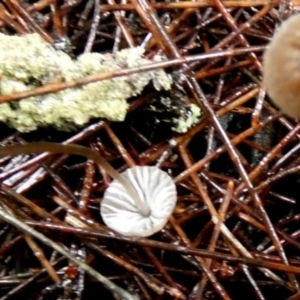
100;166;177;237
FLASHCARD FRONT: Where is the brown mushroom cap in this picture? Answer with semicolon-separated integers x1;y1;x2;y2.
100;166;177;237
263;14;300;119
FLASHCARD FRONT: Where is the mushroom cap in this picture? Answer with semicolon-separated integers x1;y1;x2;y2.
100;166;177;237
263;14;300;119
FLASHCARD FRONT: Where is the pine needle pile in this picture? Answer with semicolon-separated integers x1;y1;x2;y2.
0;0;299;299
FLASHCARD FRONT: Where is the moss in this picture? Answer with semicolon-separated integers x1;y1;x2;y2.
0;33;172;132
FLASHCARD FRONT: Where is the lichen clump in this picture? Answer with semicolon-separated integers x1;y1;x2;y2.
149;96;201;133
172;103;201;133
0;33;172;132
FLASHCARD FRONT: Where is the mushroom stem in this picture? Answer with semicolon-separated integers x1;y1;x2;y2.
0;142;150;216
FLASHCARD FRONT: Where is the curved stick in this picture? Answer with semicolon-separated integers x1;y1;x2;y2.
0;142;150;216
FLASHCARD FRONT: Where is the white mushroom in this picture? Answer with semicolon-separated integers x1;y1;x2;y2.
100;166;177;237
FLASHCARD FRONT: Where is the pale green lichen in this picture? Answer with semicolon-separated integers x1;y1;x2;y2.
172;104;201;133
151;96;201;133
0;33;172;132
